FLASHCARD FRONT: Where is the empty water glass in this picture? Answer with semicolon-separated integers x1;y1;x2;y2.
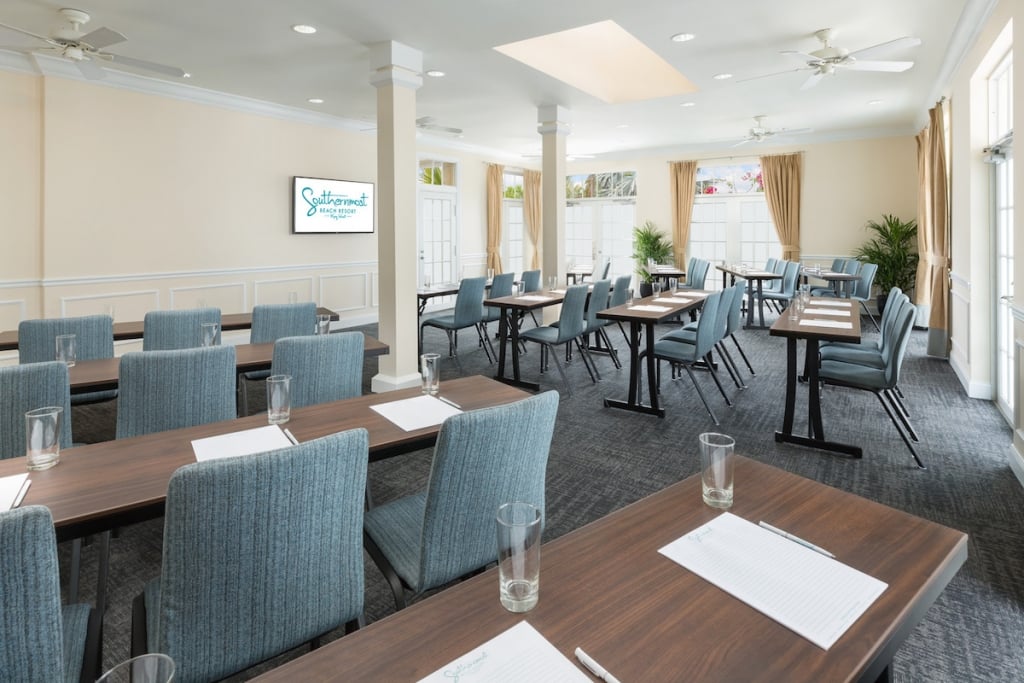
496;501;541;612
420;353;440;395
200;322;219;347
266;375;291;425
668;277;679;291
316;314;331;335
26;406;62;471
55;334;76;367
97;654;175;683
651;281;663;297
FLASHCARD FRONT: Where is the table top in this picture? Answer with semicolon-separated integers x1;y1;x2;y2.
769;298;862;343
0;307;340;352
0;375;527;540
598;290;711;323
804;269;862;282
64;334;389;394
483;290;566;311
253;456;967;682
648;266;686;278
717;264;783;280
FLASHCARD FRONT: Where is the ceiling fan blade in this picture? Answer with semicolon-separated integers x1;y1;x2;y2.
731;138;752;148
0;21;56;45
104;53;186;77
848;36;921;61
735;67;807;84
424;125;463;135
800;72;824;90
780;49;821;63
845;59;914;73
777;127;813;136
75;58;107;80
78;26;127;50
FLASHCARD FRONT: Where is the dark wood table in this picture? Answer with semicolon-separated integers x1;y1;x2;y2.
770;298;862;457
717;265;783;329
0;307;341;352
566;265;593;284
597;291;709;417
65;334;389;395
253;456;967;683
0;375;527;542
416;284;460;318
648;266;686;286
809;270;861;298
484;290;566;392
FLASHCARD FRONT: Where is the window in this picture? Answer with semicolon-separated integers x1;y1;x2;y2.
988;52;1013;420
565;171;637;279
690;162;779;289
418;159;459;288
418;160;456;186
502;171;525;275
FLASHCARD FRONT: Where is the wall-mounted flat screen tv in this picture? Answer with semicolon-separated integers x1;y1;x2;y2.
292;176;375;234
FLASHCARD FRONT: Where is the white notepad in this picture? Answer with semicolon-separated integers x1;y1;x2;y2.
191;425;293;462
0;473;30;511
811;299;853;307
802;308;851;317
517;295;555;302
799;319;853;329
659;513;887;650
654;297;686;304
418;621;588;682
370;395;462;432
629;305;672;313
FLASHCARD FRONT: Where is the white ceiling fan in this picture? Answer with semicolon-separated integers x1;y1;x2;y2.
361;116;463;136
0;7;186;81
780;28;921;90
732;115;812;147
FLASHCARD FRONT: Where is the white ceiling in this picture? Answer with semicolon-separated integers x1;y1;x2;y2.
0;0;990;160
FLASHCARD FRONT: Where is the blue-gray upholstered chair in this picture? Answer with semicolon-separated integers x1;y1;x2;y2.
680;258;710;290
819;297;923;468
482;272;516;327
18;315;116;405
0;362;72;458
519;284;597;394
240;302;317;414
660;285;741;396
420;276;493;369
758;260;800;314
142;308;222;351
116;346;237;439
518;269;543;327
131;430;369;683
364;391;559;610
270;332;363;408
0;506;101;683
610;273;634;345
583;279;621;369
642;290;727;424
810;258;851;296
849;262;881;331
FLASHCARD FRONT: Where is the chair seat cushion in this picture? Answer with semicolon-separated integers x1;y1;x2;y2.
71;389;118;406
652;338;700;363
61;604;91;683
520;326;560;344
421;315;459;330
809;287;837;297
819;345;885;368
660;328;696;344
819;359;886;389
363;492;427;592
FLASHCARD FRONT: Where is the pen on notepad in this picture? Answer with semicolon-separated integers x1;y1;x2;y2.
759;521;835;558
575;648;622;683
12;479;31;509
283;428;299;445
437;396;461;409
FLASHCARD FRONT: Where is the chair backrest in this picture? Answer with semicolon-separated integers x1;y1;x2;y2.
609;274;633;308
779;261;800;296
693;290;724;358
417;391;558;591
250;303;317;344
852;263;878;300
554;284;589;342
451;277;487;327
687;259;710;289
18;315;114;364
723;284;744;336
0;362;72;458
116;346;237;439
488;272;515;299
0;506;67;681
143;308;222;351
882;300;917;388
520;270;541;293
152;430;368;683
599;259;612;279
831;258;847;272
271;332;363;408
584;280;612;332
843;259;861;275
878;292;912;357
773;258;787;274
714;286;740;341
765;257;779;274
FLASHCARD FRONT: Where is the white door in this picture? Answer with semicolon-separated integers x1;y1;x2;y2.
565;200;636;279
418;187;458;287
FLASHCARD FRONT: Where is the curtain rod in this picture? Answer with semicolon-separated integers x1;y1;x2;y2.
668;152;805;165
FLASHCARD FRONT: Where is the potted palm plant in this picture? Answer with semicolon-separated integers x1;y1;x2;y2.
632;221;673;297
852;214;919;313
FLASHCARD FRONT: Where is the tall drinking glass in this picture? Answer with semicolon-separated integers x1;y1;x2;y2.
699;432;735;509
97;654;175;683
266;375;292;425
496;501;541;613
26;407;62;471
55;334;76;367
420;353;440;395
200;322;219;347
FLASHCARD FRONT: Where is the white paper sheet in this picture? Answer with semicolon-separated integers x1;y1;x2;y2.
654;297;686;304
659;513;887;650
191;425;294;462
0;473;30;511
744;271;777;277
798;319;853;329
370;395;462;432
628;305;672;313
671;297;694;304
550;289;567;294
802;308;851;317
811;299;853;307
418;622;589;683
517;295;555;302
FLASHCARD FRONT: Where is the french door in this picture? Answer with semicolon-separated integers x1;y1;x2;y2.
418;187;458;287
565;200;635;281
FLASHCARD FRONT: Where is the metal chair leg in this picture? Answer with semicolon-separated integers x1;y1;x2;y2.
716;342;745;389
875;390;926;469
546;344;572;395
704;353;733;406
730;333;755;375
683;364;719;424
884;389;920;442
861;301;880;332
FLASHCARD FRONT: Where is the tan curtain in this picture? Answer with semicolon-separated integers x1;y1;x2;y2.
486;164;504;272
523;169;542;269
669;161;697;267
916;102;950;357
760;153;803;261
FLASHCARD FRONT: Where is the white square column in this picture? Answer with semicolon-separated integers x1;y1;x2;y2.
539;105;570;322
370;41;423;392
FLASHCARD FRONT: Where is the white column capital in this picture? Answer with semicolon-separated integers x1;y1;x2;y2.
369;41;423;89
537;104;571;136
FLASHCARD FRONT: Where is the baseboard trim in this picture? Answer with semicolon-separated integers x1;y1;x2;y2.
1010;439;1024;490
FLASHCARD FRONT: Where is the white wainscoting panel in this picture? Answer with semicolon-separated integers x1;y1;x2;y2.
61;290;160;322
320;273;370;313
169;282;247;312
253;277;316;305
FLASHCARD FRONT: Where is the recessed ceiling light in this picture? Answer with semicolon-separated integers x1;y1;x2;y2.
425;70;446;78
616;124;630;129
680;101;696;107
671;33;695;43
712;73;733;80
307;98;324;104
867;99;883;106
292;24;317;34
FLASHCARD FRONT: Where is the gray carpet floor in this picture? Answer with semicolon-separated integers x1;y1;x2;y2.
65;312;1024;681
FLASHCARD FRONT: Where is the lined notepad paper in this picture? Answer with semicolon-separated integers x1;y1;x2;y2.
191;425;293;462
810;299;852;307
799;319;853;329
802;308;851;317
629;305;672;313
659;513;886;650
371;395;462;432
0;473;29;510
